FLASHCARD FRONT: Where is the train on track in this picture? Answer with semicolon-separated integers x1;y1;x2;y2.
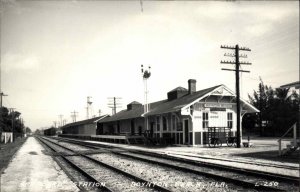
44;127;60;136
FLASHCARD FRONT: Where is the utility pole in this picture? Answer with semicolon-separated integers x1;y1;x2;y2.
108;97;122;115
53;121;57;128
140;0;143;12
71;110;78;122
221;44;251;148
58;115;63;128
98;109;102;117
0;92;7;108
63;119;67;126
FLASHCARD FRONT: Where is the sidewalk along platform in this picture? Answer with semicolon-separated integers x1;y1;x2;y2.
0;137;79;192
73;137;299;178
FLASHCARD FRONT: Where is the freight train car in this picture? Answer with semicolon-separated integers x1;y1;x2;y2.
44;127;57;136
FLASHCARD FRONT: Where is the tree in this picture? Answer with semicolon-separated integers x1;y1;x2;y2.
248;78;275;135
25;127;32;133
0;107;25;135
247;78;299;136
0;107;11;132
272;87;298;135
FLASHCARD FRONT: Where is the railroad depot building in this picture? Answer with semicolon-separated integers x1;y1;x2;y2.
62;115;108;135
97;79;259;146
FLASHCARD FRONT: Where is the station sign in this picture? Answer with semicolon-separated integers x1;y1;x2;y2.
210;108;226;111
204;103;233;109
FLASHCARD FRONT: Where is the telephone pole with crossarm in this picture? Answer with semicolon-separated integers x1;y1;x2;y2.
221;44;252;148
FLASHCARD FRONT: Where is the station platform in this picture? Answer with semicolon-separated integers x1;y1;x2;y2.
73;137;299;178
0;137;78;192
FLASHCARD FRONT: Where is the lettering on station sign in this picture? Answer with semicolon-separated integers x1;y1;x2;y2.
210;108;226;111
204;103;233;109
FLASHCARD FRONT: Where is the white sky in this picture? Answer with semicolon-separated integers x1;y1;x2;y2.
0;1;299;130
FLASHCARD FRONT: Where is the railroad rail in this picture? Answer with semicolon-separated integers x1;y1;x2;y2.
167;152;298;170
43;136;299;191
36;137;112;192
37;136;171;192
54;136;299;179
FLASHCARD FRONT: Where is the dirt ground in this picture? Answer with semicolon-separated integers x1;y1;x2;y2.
0;137;27;173
1;136;78;192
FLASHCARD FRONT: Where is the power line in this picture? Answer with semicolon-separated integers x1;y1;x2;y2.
221;44;251;148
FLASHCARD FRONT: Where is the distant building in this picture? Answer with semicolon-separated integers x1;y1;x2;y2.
97;79;259;146
61;115;108;135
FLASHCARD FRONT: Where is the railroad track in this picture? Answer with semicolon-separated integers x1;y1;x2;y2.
53;136;299;179
44;136;299;191
54;137;298;170
37;136;171;192
168;152;299;170
36;137;111;191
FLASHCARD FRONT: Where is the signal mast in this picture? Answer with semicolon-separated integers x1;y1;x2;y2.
141;65;151;130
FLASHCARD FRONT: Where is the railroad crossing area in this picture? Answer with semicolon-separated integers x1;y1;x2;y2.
0;137;79;192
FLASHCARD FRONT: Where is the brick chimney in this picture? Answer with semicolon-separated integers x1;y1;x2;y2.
188;79;196;94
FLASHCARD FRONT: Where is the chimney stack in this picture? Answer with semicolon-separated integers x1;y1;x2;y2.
188;79;196;94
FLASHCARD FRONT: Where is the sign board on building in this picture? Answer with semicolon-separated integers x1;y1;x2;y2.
210;108;226;111
204;103;233;109
209;111;227;127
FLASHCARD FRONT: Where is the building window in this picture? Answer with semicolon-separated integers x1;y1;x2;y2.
227;112;233;128
172;115;176;131
163;116;167;131
156;116;160;131
177;122;183;131
202;112;209;128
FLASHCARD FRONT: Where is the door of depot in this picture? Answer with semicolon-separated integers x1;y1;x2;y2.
184;119;189;144
131;119;135;135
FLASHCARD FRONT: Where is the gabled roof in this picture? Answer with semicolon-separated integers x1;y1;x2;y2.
178;84;259;113
98;85;222;123
144;85;222;116
98;84;259;123
61;115;108;129
97;100;165;123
